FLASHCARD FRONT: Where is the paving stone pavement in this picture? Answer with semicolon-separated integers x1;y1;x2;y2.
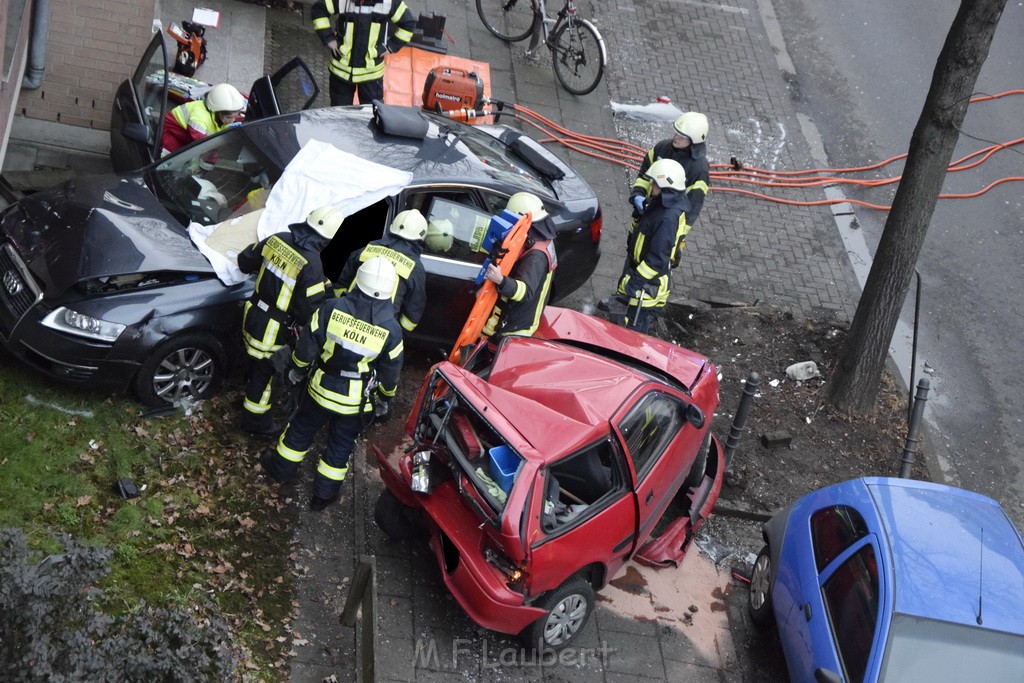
263;0;862;681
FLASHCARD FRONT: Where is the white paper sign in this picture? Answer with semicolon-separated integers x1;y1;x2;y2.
192;7;220;28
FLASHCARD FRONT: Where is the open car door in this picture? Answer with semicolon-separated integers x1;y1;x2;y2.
110;32;169;172
245;57;319;120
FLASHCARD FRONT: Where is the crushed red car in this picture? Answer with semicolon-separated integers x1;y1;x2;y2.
373;307;724;650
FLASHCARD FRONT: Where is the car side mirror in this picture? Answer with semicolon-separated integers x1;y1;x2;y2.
121;121;150;144
685;404;705;429
814;669;842;683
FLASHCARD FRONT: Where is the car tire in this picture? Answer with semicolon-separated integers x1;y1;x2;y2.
683;431;711;491
134;332;226;407
520;576;594;652
748;544;774;627
373;489;421;542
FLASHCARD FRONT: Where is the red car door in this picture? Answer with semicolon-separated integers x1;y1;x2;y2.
615;389;700;545
524;438;638;595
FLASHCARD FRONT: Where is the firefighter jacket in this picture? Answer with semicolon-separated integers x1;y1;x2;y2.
334;235;426;333
618;189;690;310
484;236;558;338
312;0;417;84
290;290;403;415
631;139;710;243
237;224;331;359
161;100;228;156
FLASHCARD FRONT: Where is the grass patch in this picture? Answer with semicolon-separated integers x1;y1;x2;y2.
0;361;296;676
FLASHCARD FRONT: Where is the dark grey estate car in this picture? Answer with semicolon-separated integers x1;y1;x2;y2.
0;104;603;406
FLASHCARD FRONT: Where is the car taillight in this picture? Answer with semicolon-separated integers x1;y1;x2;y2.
588;209;603;243
484;543;527;593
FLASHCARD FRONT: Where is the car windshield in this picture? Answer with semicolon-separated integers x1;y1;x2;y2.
879;613;1024;681
148;130;279;228
425;113;551;196
417;373;523;521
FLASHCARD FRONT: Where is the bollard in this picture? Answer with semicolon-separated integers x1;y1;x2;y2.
899;377;930;479
724;372;760;470
340;555;377;682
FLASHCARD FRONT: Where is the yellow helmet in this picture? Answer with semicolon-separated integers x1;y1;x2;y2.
673;112;709;144
425;219;454;252
506;192;549;221
389;209;428;241
356;256;398;300
646;158;687;191
306;206;345;239
206;83;245;114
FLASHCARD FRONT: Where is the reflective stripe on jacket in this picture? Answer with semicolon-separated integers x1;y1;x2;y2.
237;231;329;358
312;0;416;83
294;292;403;414
161;100;225;155
484;239;557;338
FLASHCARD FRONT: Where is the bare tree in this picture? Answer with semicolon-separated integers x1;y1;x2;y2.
827;0;1008;414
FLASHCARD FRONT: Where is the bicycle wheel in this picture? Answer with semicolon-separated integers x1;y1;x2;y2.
476;0;538;42
550;18;605;95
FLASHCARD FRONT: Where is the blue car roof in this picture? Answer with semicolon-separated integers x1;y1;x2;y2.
863;477;1024;635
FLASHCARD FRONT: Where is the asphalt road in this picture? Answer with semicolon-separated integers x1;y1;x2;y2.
770;0;1024;528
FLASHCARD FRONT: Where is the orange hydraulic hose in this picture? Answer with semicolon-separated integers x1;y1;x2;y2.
492;90;1024;210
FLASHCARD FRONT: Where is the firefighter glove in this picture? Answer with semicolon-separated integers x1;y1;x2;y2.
270;346;292;375
631;195;646;214
286;368;305;386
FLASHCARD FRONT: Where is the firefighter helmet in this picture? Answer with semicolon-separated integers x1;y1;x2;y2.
425;219;454;253
206;83;245;113
506;192;549;221
306;206;345;239
673;112;709;144
646;158;687;191
356;256;398;300
389;209;428;241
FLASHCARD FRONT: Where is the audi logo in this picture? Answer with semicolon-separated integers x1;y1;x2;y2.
3;270;22;296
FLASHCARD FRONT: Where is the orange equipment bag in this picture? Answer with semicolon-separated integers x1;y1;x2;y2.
422;67;485;113
448;212;532;364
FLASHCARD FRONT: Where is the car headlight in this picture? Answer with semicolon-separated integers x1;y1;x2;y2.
41;307;126;342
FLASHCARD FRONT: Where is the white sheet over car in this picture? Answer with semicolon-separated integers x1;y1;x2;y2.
190;139;413;285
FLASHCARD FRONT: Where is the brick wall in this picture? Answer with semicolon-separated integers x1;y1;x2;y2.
17;0;157;131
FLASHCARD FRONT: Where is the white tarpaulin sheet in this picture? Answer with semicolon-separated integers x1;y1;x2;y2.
189;139;413;285
257;139;413;240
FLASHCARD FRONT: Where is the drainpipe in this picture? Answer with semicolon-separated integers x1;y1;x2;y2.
22;0;51;90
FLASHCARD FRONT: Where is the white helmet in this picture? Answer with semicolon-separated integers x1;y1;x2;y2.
356;256;398;300
306;206;345;239
506;192;549;221
646;158;687;191
206;83;245;114
673;112;709;144
425;219;454;252
389;209;428;241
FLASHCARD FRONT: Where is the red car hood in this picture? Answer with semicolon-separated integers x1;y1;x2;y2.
535;307;710;389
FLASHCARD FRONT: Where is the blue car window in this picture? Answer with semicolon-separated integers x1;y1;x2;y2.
822;543;880;683
811;505;870;572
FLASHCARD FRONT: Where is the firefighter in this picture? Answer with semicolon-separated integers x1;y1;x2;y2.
482;192;558;340
629;111;710;268
311;0;417;106
261;257;403;512
160;83;245;156
616;158;690;334
236;206;344;436
333;209;429;335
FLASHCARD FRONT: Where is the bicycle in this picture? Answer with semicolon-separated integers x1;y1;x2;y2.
476;0;607;96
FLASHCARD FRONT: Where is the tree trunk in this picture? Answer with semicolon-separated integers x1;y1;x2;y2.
826;0;1007;414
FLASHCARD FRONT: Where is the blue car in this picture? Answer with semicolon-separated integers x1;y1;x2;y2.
747;477;1024;682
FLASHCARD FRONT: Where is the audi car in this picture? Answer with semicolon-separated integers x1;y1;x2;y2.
0;103;602;406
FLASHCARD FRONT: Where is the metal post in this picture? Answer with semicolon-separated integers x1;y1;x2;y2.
724;372;760;469
899;378;930;478
908;270;922;425
340;555;377;682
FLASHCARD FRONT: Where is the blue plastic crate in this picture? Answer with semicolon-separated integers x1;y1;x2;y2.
488;445;519;493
